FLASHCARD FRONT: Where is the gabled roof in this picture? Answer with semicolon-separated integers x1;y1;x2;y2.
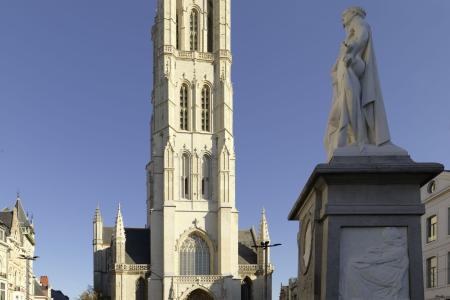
34;280;47;297
0;211;13;233
102;226;257;265
103;227;113;245
238;228;258;264
125;228;150;264
103;226;150;264
15;199;31;227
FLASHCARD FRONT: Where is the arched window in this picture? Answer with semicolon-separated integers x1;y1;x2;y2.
182;153;190;199
180;84;189;130
202;155;211;199
187;289;214;300
136;277;146;300
190;10;199;51
201;85;211;132
207;0;213;52
180;234;210;275
241;277;253;300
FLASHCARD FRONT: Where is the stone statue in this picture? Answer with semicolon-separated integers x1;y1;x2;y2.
325;7;391;159
339;227;409;300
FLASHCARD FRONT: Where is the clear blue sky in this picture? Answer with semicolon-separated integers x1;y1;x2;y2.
1;0;449;298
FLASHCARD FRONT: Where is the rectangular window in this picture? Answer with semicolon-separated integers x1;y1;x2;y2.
0;230;3;242
448;252;450;284
427;215;437;243
448;208;450;235
427;256;438;288
0;283;5;300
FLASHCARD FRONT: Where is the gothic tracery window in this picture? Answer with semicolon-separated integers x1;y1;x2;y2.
207;0;213;52
201;85;211;132
136;277;146;300
202;155;211;199
241;277;253;300
180;84;189;130
190;10;199;51
182;153;190;199
180;234;210;275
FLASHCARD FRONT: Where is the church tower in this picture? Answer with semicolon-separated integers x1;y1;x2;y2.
146;0;239;298
92;0;273;299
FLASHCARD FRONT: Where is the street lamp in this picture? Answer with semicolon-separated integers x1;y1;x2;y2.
18;255;39;300
253;241;281;300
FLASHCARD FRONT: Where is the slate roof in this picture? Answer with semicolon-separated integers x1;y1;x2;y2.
15;200;31;227
51;290;69;300
103;227;113;245
0;211;13;234
125;228;150;264
34;280;47;297
102;226;257;265
238;228;258;264
103;227;151;264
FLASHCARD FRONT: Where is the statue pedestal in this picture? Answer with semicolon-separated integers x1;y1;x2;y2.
288;155;443;300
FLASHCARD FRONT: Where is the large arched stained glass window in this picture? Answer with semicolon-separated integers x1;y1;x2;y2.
190;10;199;51
180;84;189;130
180;234;210;275
201;85;211;132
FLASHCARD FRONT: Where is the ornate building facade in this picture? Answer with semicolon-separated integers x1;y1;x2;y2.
92;0;274;299
0;196;50;300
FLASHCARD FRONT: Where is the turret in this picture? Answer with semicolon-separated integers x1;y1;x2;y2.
93;206;103;252
112;204;126;264
257;208;271;267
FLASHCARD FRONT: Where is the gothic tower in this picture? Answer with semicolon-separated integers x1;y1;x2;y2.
146;0;239;298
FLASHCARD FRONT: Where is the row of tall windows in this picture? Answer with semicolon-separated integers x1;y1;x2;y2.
180;234;210;275
176;2;214;52
426;256;437;288
179;84;211;132
426;215;437;243
425;209;450;244
425;253;450;289
181;154;211;200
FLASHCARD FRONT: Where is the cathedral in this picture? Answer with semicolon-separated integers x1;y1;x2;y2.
92;0;273;299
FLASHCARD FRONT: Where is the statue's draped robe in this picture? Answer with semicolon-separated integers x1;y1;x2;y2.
325;25;390;159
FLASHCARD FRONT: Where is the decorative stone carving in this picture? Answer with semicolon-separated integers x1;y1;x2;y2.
325;7;393;160
339;227;409;300
302;220;312;272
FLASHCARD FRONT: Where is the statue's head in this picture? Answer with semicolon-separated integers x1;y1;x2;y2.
342;6;366;28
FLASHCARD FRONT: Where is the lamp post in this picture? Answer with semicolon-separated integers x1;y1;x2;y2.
18;255;38;300
253;241;281;300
